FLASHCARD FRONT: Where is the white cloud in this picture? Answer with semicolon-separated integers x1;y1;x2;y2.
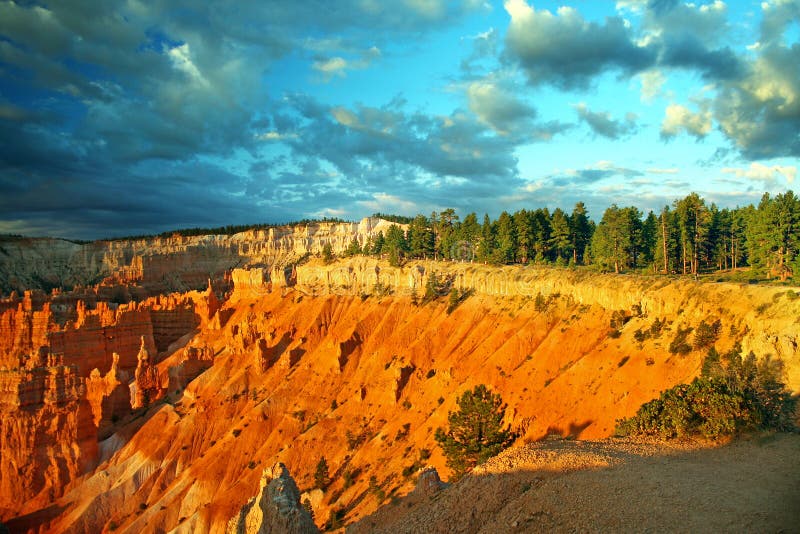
646;167;680;175
639;70;666;102
312;56;348;76
721;162;797;183
661;103;712;139
167;43;208;87
503;0;654;89
357;192;419;213
255;131;297;141
311;47;381;81
330;107;360;127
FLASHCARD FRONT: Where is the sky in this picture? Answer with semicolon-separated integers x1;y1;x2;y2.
0;0;799;239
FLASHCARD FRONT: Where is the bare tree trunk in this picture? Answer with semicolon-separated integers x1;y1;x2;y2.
661;213;668;273
682;239;687;275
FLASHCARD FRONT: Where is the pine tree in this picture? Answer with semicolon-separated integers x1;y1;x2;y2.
591;204;631;273
655;206;679;273
370;231;385;256
569;202;592;265
623;206;643;269
458;212;481;261
408;214;434;259
641;211;658;271
477;214;495;263
494;211;516;264
314;456;330;490
530;209;552;263
384;224;408;266
437;208;459;260
550;208;571;264
747;191;799;280
674;193;709;275
344;237;361;257
434;385;515;478
513;209;532;264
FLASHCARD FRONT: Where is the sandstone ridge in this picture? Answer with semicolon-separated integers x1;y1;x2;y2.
0;218;398;295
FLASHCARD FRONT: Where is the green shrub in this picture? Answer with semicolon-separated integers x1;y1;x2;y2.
650;318;665;337
422;272;448;303
616;379;749;439
314;456;330;490
534;292;548;312
321;243;334;264
326;507;346;530
609;310;631;330
617;346;796;440
693;319;721;350
668;326;693;355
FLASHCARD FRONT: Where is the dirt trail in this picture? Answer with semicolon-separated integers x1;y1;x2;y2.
350;434;800;533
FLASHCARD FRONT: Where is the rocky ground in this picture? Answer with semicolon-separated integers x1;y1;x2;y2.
350;433;800;533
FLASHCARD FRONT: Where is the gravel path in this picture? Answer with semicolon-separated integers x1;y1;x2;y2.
349;434;800;533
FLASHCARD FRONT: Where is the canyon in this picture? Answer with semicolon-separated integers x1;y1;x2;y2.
1;220;798;533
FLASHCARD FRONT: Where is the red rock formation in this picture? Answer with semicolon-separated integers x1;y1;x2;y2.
0;364;97;516
167;342;215;392
86;353;131;439
131;337;163;409
0;293;53;368
6;260;800;533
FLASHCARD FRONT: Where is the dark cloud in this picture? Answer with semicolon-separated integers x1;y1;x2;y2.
573;104;637;139
467;81;538;136
504;1;744;87
659;36;744;80
548;162;644;187
503;1;799;159
0;0;491;238
504;2;656;90
714;41;800;159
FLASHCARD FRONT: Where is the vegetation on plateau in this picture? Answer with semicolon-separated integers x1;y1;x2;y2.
335;191;800;280
97;217;348;242
435;385;516;479
616;345;796;440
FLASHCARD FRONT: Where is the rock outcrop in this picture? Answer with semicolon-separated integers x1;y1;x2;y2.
0;218;401;295
412;468;447;498
0;364;97;514
86;353;131;439
226;463;319;534
131;337;163;409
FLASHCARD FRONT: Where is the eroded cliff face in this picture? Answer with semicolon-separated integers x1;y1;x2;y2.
5;258;795;534
296;258;800;391
0;218;398;295
0;285;219;518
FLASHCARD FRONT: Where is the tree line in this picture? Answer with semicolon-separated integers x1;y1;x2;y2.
341;191;799;280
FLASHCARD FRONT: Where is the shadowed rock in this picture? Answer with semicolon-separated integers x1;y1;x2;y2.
226;462;319;534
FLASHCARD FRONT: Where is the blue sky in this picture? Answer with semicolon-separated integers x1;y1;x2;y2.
1;0;798;239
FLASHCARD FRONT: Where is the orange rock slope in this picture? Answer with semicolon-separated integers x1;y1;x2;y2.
2;259;799;533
